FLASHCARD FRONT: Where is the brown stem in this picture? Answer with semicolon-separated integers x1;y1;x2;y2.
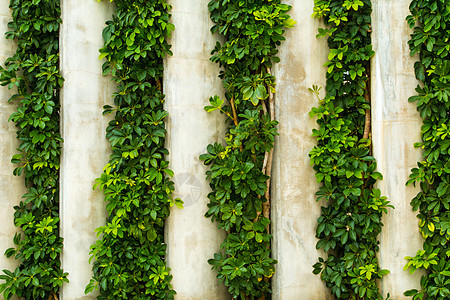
156;78;162;92
262;149;273;233
262;66;275;233
230;96;239;127
363;109;370;140
363;70;371;140
230;96;244;152
261;99;268;115
266;67;275;121
49;292;58;300
258;101;270;223
262;151;269;175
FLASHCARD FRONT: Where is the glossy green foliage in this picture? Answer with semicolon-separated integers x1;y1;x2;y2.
201;0;294;298
310;1;391;299
84;1;179;299
0;0;66;299
404;1;450;299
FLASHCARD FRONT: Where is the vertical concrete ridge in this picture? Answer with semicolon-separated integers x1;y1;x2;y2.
271;1;331;299
372;0;425;298
164;0;229;299
59;0;114;299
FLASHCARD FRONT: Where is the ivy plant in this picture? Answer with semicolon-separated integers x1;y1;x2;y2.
403;1;450;299
310;1;391;299
200;0;294;299
0;0;67;299
84;0;180;299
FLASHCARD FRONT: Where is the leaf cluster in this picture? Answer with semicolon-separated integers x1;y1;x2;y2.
201;128;276;300
201;0;293;298
404;1;450;299
0;0;66;299
85;1;178;299
310;1;391;299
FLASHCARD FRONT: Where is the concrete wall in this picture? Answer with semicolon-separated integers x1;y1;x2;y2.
0;0;428;299
164;0;228;298
59;0;114;299
271;0;331;299
372;0;425;298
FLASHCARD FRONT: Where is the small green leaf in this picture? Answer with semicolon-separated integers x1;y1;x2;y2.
255;232;263;243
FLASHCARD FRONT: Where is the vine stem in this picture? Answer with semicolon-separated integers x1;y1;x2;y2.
363;108;370;140
267;67;275;121
261;98;268;115
230;96;239;127
48;292;58;300
362;65;372;193
254;67;275;225
263;150;273;233
262;150;269;176
156;78;162;92
262;67;275;233
363;70;371;140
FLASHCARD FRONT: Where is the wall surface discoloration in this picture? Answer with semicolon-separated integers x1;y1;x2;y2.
271;1;332;299
165;0;228;299
59;1;114;299
372;1;425;298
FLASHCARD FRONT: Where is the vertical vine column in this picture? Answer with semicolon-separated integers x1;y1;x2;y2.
165;0;229;298
59;0;114;298
310;0;391;299
201;1;294;298
0;0;67;299
371;0;424;298
403;1;450;299
84;0;179;298
271;0;330;298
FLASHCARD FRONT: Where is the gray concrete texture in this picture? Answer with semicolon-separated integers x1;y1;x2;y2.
164;0;229;299
272;0;331;298
372;1;425;298
0;3;25;297
0;0;426;299
59;0;115;299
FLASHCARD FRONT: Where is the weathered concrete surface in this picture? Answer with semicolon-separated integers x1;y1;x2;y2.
164;1;229;299
59;1;114;299
372;1;425;298
0;0;430;299
271;1;331;299
0;2;25;298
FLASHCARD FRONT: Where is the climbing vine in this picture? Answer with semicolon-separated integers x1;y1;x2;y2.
200;0;294;298
403;1;450;299
0;0;66;299
310;1;391;299
84;0;180;298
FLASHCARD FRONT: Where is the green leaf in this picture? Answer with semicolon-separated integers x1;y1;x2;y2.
404;289;418;297
255;232;263;243
284;18;296;28
99;52;109;60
